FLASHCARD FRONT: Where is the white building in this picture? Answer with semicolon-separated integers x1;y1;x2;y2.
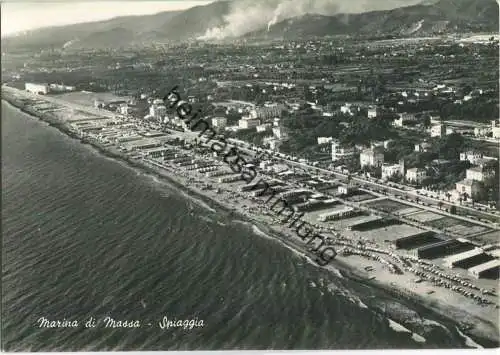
456;179;483;200
119;103;129;115
466;166;496;183
340;103;355;116
272;126;287;140
149;105;167;121
367;107;378;119
239;118;260;129
394;112;417;127
460;151;483;165
338;184;358;195
406;168;427;184
331;141;357;162
468;259;500;279
212;117;227;130
382;163;404;180
48;83;75;92
250;104;285;120
474;126;492;137
317;137;333;145
492;119;500;139
25;82;49;94
430;123;447;137
360;147;384;168
256;124;271;133
414;142;432;152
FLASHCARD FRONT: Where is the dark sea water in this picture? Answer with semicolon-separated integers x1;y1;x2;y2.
1;102;480;351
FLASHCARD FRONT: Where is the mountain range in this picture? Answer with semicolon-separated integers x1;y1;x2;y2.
2;0;498;52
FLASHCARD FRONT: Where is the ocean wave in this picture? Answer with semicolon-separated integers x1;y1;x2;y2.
251;225;275;241
179;190;217;213
455;326;484;349
199;215;214;223
411;333;426;343
387;318;412;333
388;319;427;343
357;299;369;309
421;318;450;332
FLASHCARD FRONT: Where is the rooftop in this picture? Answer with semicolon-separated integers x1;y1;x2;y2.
468;259;500;274
456;179;481;187
444;248;484;264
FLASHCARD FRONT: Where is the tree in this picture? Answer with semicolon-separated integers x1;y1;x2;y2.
423;115;431;130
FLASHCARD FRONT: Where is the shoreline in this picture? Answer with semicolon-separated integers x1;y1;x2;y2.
2;94;499;348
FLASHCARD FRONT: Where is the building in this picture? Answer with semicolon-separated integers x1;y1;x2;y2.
394;112;417;127
414;142;432;152
455;179;483;200
331;141;357;162
272;126;287;140
250;104;285;120
25;82;49;94
141;147;171;159
393;231;441;250
382;162;405;180
317;137;333;145
360;147;384;168
411;239;474;259
239;118;260;129
119;103;129;115
466;166;496;183
367;107;378;119
256;124;272;133
48;83;75;92
492;119;500;139
468;259;500;279
340;103;355;116
122;138;162;151
474;126;492;137
460;151;483;165
444;248;491;269
211;117;227;130
430;123;447;137
94;99;104;108
338;184;358;196
149;104;167;121
318;207;362;222
405;168;427;184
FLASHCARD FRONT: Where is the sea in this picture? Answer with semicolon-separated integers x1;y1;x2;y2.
1;101;490;351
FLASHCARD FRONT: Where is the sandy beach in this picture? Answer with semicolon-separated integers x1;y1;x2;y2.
2;86;499;347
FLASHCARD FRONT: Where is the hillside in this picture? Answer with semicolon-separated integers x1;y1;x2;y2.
249;0;499;40
2;0;497;51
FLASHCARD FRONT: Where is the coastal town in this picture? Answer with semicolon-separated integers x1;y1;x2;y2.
2;25;500;346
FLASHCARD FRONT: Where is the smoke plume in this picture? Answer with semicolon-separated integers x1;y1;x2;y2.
198;0;425;40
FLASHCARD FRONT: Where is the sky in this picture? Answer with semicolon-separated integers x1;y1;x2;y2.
1;1;213;36
1;0;429;38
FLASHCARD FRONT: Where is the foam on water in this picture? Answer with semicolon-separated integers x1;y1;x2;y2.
388;319;411;333
456;326;484;349
421;318;450;332
179;189;217;213
411;333;426;343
